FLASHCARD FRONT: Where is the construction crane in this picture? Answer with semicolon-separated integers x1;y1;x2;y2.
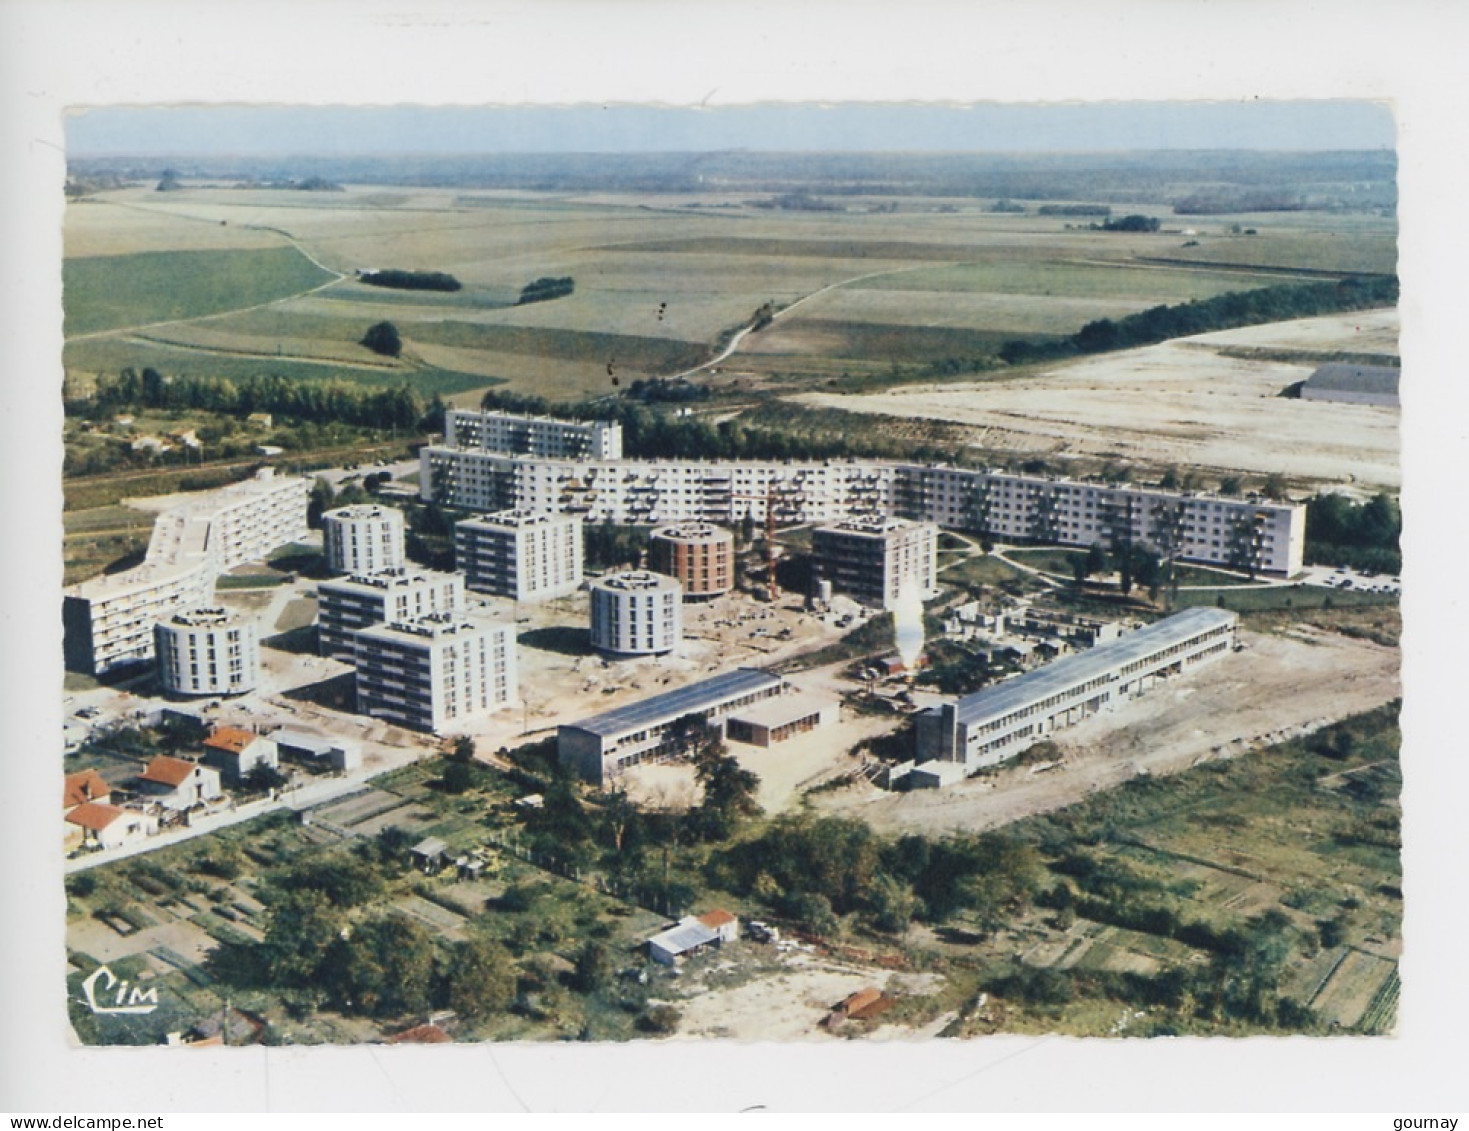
730;486;781;602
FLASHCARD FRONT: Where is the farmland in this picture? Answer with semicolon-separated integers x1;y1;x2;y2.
63;182;1396;410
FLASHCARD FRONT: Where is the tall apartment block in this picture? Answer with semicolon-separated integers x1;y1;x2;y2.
154;606;261;696
317;568;466;660
648;523;735;599
353;613;518;733
322;504;406;575
589;571;683;656
455;510;584;602
443;408;622;460
63;470;310;674
812;517;939;610
419;447;1306;577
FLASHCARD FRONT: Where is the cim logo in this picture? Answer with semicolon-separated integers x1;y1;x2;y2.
80;964;160;1015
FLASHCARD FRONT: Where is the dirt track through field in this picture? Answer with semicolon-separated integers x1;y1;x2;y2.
814;626;1400;835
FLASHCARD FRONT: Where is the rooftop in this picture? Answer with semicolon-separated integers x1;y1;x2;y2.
140;755;202;788
167;606;246;628
323;504;401;522
593;570;681;593
728;691;836;730
65;801;128;832
1304;363;1401;398
63;769;111;810
360;612;507;643
950;607;1237;728
204;726;259;755
321;567;457;594
459;509;578;530
817;516;926;537
648;918;719;956
564;668;784;740
652;523;733;543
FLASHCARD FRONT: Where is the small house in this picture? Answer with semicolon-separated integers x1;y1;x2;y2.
136;755;223;811
410;837;450;874
65;802;156;852
271;728;361;773
202;726;278;785
63;769;111;813
648;909;740;966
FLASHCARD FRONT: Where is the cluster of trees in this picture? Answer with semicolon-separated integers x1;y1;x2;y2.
517;276;575;305
1098;214;1161;232
1072;541;1165;595
1305;491;1401;574
988;199;1027;214
751;192;841;212
1038;204;1110;217
1000;276;1399;365
1174;191;1305;215
360;321;403;357
712;816;1046;938
359;269;462;292
583;521;649;572
215;839;518;1022
77;366;440;433
475;390;951;466
624;378;711;404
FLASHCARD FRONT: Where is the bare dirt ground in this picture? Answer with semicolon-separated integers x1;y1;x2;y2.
669;950;945;1041
794;309;1400;489
813;625;1401;835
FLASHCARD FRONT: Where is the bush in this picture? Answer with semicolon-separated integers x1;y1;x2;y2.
361;321;403;358
637;1004;682;1034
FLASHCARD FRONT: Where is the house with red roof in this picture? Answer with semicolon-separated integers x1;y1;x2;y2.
63;770;114;852
136;755;222;811
65;801;156;852
201;725;278;785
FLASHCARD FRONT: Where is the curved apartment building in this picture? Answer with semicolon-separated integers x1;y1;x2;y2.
589;571;683;656
154;606;260;696
648;523;734;599
322;504;406;575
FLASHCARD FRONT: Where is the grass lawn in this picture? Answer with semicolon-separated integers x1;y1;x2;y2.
1171;585;1398;614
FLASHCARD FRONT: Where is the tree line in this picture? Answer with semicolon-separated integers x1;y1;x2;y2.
1000;276;1399;365
359;269;462;292
517;276;575;305
75;367;443;433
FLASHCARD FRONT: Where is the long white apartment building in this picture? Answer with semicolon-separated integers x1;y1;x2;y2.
155;606;260;696
354;613;517;733
455;510;583;602
812;517;938;610
317;568;466;660
419;448;1304;577
444;408;623;459
63;470;311;674
912;607;1238;786
322;503;406;575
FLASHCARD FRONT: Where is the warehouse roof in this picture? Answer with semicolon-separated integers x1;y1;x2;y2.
565;668;784;740
728;692;836;730
951;607;1237;727
1304;363;1400;398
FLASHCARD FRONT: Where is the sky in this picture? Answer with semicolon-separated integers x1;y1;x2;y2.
65;100;1396;157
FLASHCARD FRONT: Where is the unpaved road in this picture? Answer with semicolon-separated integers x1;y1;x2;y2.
813;626;1401;835
794;309;1400;490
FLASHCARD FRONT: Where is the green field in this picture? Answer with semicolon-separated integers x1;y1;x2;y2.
63;246;336;337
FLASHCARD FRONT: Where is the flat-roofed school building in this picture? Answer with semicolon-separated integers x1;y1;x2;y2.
559;667;786;783
913;607;1238;783
455;510;583;602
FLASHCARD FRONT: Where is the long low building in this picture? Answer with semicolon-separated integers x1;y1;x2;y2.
559;667;787;784
419;449;1305;577
913;606;1238;782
